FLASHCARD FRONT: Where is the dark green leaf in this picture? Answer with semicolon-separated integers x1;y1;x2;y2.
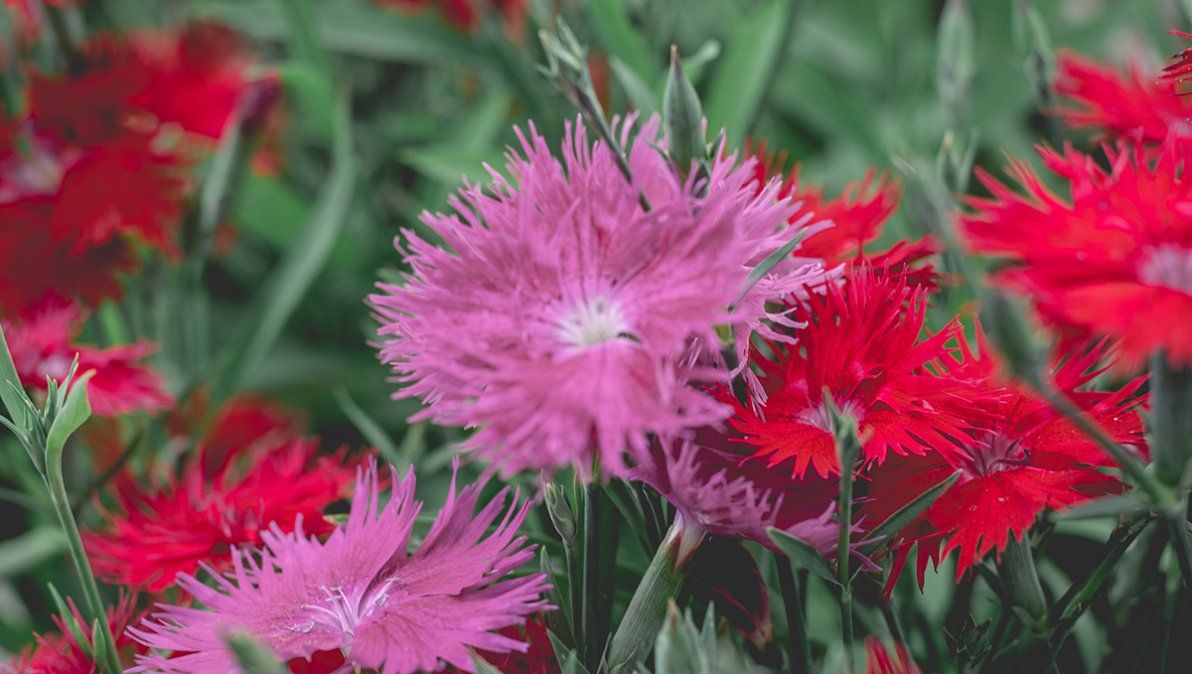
768;528;840;588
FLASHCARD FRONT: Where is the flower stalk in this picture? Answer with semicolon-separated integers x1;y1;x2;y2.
0;324;122;674
1001;536;1048;630
606;519;691;674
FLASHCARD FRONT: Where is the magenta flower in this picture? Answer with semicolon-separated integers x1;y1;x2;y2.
128;462;551;674
629;437;845;565
370;116;830;479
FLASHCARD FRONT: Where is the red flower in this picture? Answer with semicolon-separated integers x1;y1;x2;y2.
729;269;975;478
962;138;1192;366
128;22;256;141
8;595;143;673
1053;51;1189;143
865;638;922;674
751;149;940;289
84;405;354;592
1164;30;1192;89
473;616;560;674
865;338;1147;585
374;0;528;39
1;301;172;416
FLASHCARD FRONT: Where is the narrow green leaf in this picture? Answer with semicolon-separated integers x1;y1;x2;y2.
768;527;840;588
47;584;89;656
704;0;793;143
471;655;503;674
0;320;29;431
584;0;656;86
214;93;355;399
1061;494;1149;521
0;528;66;578
333;387;403;468
865;471;961;553
729;229;807;312
549;630;591;674
609;56;658;114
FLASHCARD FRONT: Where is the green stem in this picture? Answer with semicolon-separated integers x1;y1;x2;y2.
1001;536;1048;629
1165;512;1192;604
837;456;855;669
1149;353;1192;489
1040;384;1172;508
606;523;688;674
45;469;121;674
775;554;813;674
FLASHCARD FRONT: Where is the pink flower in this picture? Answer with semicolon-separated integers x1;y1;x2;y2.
129;462;551;674
370;117;829;478
2;301;171;416
629;434;847;565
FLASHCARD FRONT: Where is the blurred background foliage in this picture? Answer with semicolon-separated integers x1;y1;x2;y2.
1;0;1190;670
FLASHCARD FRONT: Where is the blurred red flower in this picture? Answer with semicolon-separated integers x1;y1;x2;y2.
962;137;1192;367
751;148;940;290
1;301;172;416
7;595;142;674
1054;51;1190;143
374;0;527;39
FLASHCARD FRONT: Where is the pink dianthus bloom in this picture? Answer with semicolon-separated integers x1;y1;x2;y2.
629;435;853;566
370;117;829;479
129;462;551;674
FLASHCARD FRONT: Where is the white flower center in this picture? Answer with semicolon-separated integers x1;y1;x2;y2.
289;579;395;643
0;133;66;202
557;297;630;348
796;399;863;433
1139;244;1192;296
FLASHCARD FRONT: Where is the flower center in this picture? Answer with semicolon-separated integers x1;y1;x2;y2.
796;398;863;433
0;132;67;202
289;579;395;643
1139;244;1192;296
557;297;631;348
958;432;1030;479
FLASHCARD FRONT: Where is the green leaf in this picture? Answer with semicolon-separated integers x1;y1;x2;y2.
584;0;656;87
0;320;30;431
865;471;961;553
663;46;706;174
471;655;503;674
214;93;355;400
610;56;658;114
729;229;807;312
549;630;591;674
704;0;793;144
0;528;66;578
333;388;403;469
768;527;840;588
225;632;289;674
1061;494;1149;521
191;0;485;66
44;370;94;473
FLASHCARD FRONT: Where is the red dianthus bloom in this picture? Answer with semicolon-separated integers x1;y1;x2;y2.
962;138;1192;366
5;595;142;674
1053;51;1190;143
729;269;976;478
1;301;172;416
865;338;1147;586
84;400;353;593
